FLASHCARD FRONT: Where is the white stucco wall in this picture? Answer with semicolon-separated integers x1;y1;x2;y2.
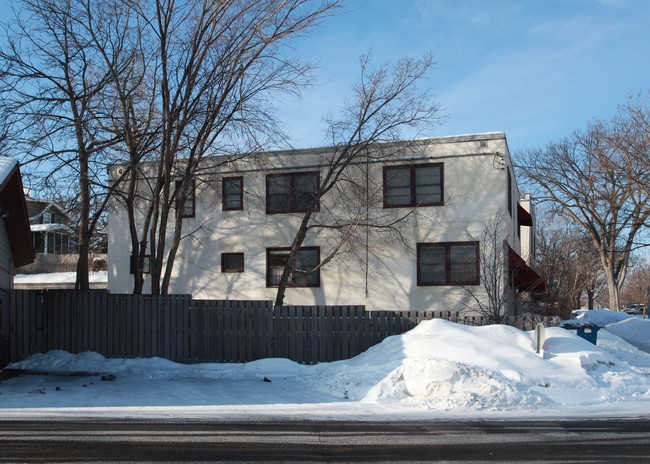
108;132;526;311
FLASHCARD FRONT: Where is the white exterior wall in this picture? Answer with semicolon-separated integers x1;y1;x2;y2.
108;132;525;311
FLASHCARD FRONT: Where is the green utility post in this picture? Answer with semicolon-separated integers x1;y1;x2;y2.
535;323;546;355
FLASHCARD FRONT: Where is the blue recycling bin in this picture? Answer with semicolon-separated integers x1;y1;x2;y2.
561;323;600;345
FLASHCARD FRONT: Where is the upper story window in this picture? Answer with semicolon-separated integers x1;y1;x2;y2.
266;172;319;214
384;163;443;208
417;241;479;286
266;247;320;287
175;179;195;218
40;212;57;224
222;177;243;211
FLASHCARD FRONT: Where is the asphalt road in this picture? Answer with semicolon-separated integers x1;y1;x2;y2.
0;418;649;462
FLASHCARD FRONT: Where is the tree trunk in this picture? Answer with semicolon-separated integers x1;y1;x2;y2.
124;169;144;294
75;240;90;290
274;209;315;307
161;204;185;295
606;270;620;312
150;171;171;296
75;141;90;290
587;289;594;310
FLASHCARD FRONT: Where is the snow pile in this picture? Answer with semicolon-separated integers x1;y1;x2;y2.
310;319;648;413
11;350;307;382
570;308;635;326
569;308;650;353
605;319;650;353
2;313;650;419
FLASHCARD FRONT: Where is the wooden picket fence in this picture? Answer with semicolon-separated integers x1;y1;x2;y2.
7;290;561;365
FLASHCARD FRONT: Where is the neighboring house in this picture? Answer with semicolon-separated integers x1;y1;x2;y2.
107;132;544;313
24;192;77;257
0;156;34;367
14;193;108;289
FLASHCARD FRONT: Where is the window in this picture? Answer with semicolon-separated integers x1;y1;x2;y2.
55;234;63;254
417;242;479;286
47;233;54;255
222;177;243;211
33;232;71;254
175;179;195;218
266;172;319;214
33;232;45;254
266;247;320;287
384;163;443;208
221;252;244;272
130;254;150;274
40;212;58;224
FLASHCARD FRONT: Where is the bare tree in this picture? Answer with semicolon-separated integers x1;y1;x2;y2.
458;211;519;322
2;0;345;294
111;0;345;295
273;53;441;306
613;92;650;199
517;100;650;311
534;211;604;317
620;258;650;307
0;0;136;289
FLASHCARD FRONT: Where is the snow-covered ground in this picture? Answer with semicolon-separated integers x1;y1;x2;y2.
14;271;107;285
1;309;649;420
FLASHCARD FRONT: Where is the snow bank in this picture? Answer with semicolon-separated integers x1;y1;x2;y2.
570;308;636;326
10;350;307;381
601;318;650;353
568;308;650;353
310;319;645;413
3;316;650;419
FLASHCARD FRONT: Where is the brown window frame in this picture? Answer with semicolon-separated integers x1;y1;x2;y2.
221;252;244;273
383;163;444;208
417;241;479;286
266;246;320;288
222;176;243;211
266;171;320;214
175;179;195;218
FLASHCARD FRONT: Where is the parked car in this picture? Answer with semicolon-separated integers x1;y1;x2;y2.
623;303;644;315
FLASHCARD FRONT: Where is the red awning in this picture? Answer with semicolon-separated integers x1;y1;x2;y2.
508;246;546;292
517;204;533;226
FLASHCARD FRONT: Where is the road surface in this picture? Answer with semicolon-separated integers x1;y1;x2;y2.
0;418;649;462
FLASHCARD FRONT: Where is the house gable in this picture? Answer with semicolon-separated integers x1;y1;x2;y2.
0;159;35;268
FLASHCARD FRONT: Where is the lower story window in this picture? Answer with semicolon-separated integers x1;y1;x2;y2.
221;252;244;272
267;247;320;287
417;242;479;286
33;231;71;254
130;254;150;274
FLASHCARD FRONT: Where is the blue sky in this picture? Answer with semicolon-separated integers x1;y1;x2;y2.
1;0;648;155
280;0;650;153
